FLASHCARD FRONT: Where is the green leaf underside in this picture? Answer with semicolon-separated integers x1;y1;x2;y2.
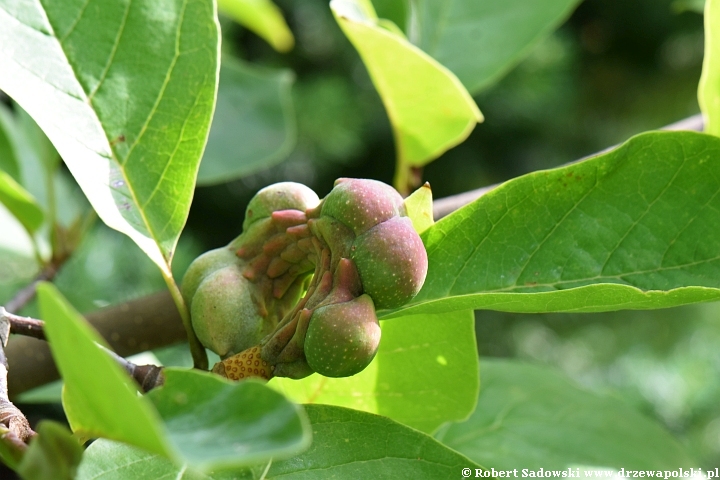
217;0;294;52
701;0;720;136
271;310;478;434
411;0;583;94
148;369;311;471
437;359;695;470
78;406;484;479
330;0;481;168
17;421;83;480
0;169;44;234
0;0;219;273
37;283;170;457
197;58;296;185
382;131;720;317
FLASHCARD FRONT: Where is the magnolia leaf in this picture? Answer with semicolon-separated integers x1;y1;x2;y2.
0;0;219;275
330;0;482;172
272;310;478;434
231;405;486;478
17;421;83;480
79;406;485;479
148;369;311;470
217;0;294;52
77;440;207;480
37;283;171;456
384;131;720;317
0;104;19;180
198;58;296;185
701;0;720;135
0;170;43;235
437;359;696;470
409;0;583;93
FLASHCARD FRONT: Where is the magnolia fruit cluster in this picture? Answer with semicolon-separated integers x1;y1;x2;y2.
181;179;428;380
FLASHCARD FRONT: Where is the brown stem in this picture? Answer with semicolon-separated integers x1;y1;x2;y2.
0;309;46;342
2;308;166;395
6;291;185;398
0;342;35;445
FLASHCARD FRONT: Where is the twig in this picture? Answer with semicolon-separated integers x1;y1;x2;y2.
0;308;45;342
6;291;185;397
1;307;167;394
97;345;165;393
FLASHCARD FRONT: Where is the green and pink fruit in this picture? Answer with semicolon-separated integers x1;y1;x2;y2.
321;178;404;235
304;294;380;378
188;263;270;358
351;216;427;309
243;182;320;230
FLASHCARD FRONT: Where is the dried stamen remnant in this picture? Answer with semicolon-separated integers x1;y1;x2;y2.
212;346;274;381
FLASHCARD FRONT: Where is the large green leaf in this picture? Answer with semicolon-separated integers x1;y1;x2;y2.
77;440;208;480
37;282;171;457
701;0;720;135
0;0;219;274
217;0;294;52
197;58;296;185
330;0;482;171
0;169;43;235
148;368;311;471
383;131;720;317
436;359;696;470
38;284;309;471
271;310;478;434
409;0;583;93
78;406;485;479
231;405;485;478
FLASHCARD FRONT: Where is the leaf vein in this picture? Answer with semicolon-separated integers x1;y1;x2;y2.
598;155;686;276
86;0;133;102
58;0;93;43
512;170;599;286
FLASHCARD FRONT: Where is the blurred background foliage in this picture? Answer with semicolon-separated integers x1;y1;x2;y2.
3;0;720;469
